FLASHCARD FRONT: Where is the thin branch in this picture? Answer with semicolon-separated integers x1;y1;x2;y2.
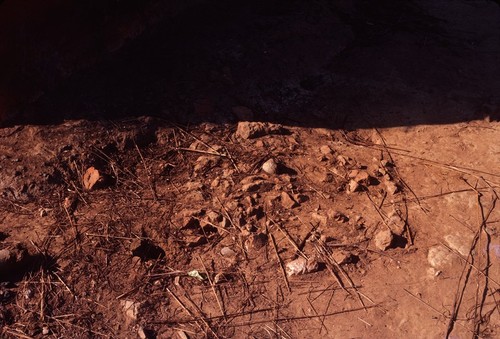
198;256;226;320
270;234;291;293
269;217;307;259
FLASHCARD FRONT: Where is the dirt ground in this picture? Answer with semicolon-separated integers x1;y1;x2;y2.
1;1;500;338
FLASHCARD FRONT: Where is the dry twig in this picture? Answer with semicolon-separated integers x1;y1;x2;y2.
269;217;306;259
198;256;226;320
270;234;291;293
167;288;216;338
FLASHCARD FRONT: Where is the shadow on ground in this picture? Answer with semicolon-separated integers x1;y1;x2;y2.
9;0;500;129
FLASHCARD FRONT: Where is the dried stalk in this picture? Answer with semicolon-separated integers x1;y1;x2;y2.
198;256;226;320
270;234;291;292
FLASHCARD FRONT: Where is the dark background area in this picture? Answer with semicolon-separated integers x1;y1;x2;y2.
1;0;499;128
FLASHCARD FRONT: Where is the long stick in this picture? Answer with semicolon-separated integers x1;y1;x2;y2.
270;234;291;292
198;256;226;320
269;217;306;258
167;288;217;338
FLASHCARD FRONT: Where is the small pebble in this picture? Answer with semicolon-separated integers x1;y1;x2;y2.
220;247;237;258
262;158;278;174
374;229;394;251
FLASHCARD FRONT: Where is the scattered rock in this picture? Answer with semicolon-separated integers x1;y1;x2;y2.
184;189;205;202
137;327;147;339
188;270;207;281
319;234;335;243
374;229;394;251
206;211;221;223
184;181;204;191
235;122;285;139
255;140;265;148
309;169;333;184
320;171;334;183
220;246;237;259
348;169;359;178
193;155;217;173
332;251;358;265
214;272;232;284
320;145;333;155
386;212;405;236
240;176;272;192
294;193;309;203
83;167;101;190
427;246;454;269
201;223;218;234
188;140;204;150
232;106;254;120
177;209;204;229
210;177;220;188
246;233;268;251
222;169;234;177
353;171;370;184
178;216;198;230
329;167;343;178
0;249;11;265
182;215;201;230
311;212;328;226
348;170;379;187
329;210;349;223
286;257;319;276
426;267;442;279
235;122;266;139
264;194;281;209
0;283;12;302
262;158;278;175
118;126;156;150
385;180;399;195
281;192;299;209
376;165;387;176
347;179;361;193
337;155;350;166
121;300;141;321
242;221;257;233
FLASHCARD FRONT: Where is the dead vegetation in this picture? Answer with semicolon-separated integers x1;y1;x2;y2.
1;117;498;338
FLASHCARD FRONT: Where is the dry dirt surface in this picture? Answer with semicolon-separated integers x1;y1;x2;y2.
1;1;500;338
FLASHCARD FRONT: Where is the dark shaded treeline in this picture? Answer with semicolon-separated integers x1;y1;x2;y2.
1;0;499;128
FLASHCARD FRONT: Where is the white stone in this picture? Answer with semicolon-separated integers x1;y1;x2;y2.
427;246;453;269
262;158;278;174
121;300;141;321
